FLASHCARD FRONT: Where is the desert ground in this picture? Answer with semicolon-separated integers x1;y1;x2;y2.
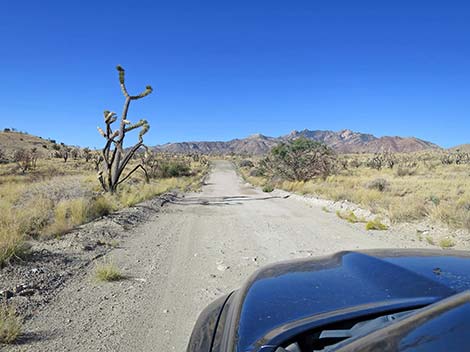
5;160;436;351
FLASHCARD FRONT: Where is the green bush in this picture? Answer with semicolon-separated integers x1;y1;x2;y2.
262;184;274;193
260;138;337;181
159;162;191;178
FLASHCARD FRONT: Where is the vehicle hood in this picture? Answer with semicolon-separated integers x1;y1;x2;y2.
229;249;470;351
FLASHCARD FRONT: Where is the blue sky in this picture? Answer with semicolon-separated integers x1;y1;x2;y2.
1;1;469;148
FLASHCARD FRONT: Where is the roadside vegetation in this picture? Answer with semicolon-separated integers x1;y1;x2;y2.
0;154;207;266
0;303;21;344
94;262;123;282
237;140;470;234
0;67;209;267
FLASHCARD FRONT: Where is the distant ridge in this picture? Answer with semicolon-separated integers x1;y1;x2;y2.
154;129;441;155
450;144;470;152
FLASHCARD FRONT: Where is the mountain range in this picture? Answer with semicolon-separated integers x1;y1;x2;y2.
155;129;441;155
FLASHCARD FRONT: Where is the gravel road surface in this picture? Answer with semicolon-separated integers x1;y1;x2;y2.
7;160;427;351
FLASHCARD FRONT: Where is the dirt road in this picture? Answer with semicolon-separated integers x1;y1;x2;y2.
9;160;426;351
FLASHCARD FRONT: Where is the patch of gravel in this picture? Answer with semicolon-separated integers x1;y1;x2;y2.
0;193;176;321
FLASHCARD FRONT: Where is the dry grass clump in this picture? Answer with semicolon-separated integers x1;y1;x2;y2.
365;178;389;192
0;205;31;265
0;157;207;257
0;303;21;344
426;236;435;245
118;176;201;207
336;211;366;224
94;262;123;282
365;219;389;231
439;237;455;248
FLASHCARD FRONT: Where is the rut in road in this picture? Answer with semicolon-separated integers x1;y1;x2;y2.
8;160;425;352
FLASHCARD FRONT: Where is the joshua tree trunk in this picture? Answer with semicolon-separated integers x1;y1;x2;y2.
97;66;153;193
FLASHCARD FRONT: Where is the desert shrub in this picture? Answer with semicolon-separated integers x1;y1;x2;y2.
89;195;116;218
348;158;363;168
439;238;455;248
48;200;71;236
0;232;30;266
396;167;417;177
365;219;388;231
249;168;264;177
261;138;337;181
239;159;254;168
262;184;274;193
428;195;440;206
13;149;33;173
367;152;396;170
388;198;428;223
159;161;191;178
47;197;112;236
366;178;389;192
69;198;88;226
94;262;123;282
463;213;470;231
0;304;21;344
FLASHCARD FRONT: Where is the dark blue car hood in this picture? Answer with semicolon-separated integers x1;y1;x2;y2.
226;249;470;351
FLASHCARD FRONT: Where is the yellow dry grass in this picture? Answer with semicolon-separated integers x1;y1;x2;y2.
94;262;123;282
239;153;470;231
0;303;21;344
0;157;206;264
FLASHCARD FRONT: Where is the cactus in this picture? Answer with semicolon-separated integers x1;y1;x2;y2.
97;66;153;192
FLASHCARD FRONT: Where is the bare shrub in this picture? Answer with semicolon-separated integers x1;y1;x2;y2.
13;149;33;173
396;166;416;177
366;178;390;192
249;168;264;177
239;159;254;168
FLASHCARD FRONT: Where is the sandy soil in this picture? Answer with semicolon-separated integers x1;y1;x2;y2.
6;160;432;351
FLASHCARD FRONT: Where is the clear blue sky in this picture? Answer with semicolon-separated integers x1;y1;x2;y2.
1;1;469;148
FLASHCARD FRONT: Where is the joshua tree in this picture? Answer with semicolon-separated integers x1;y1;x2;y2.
97;65;152;193
61;147;70;163
83;147;92;162
92;151;103;171
71;148;80;160
30;147;38;168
